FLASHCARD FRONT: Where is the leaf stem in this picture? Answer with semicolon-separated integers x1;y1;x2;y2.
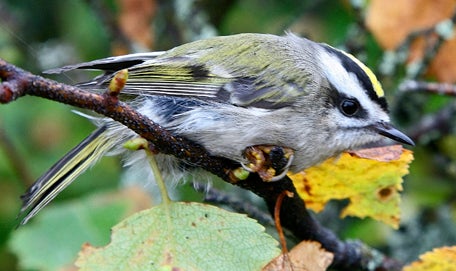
145;150;171;205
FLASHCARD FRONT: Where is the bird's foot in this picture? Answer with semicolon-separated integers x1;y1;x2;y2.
241;145;294;182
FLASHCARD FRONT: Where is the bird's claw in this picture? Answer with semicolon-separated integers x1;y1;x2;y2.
241;145;294;182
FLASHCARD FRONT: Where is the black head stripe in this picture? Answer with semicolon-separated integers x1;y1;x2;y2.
322;45;388;112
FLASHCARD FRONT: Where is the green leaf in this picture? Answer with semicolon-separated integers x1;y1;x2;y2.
9;187;151;271
76;202;280;271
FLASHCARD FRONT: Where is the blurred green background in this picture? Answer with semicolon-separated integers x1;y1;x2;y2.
0;0;455;270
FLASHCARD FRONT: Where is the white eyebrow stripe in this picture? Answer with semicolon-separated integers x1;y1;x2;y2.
316;48;385;119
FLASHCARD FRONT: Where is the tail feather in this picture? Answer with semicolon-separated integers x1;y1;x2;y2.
18;126;114;225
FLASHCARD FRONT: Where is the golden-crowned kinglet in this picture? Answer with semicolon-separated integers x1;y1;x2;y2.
19;33;413;225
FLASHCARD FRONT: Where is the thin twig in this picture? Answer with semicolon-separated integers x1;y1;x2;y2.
0;58;231;176
275;190;293;255
399;80;456;96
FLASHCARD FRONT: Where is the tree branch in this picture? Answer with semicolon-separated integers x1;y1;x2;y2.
399;80;456;96
0;58;403;271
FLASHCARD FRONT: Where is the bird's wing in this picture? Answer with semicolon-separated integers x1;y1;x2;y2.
44;52;165;73
46;35;312;108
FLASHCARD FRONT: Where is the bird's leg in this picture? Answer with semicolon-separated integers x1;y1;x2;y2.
242;145;294;182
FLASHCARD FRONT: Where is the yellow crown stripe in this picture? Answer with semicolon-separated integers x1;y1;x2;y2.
344;52;385;98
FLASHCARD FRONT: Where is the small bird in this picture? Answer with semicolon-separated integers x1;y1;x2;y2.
18;33;414;225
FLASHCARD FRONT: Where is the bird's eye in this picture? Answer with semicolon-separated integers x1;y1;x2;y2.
340;99;359;116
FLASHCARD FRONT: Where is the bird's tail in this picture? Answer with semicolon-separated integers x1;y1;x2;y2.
18;125;115;225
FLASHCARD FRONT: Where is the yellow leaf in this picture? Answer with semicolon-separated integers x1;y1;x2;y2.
289;145;414;228
403;246;456;271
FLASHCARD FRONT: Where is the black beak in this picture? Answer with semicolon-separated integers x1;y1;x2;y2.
373;122;415;146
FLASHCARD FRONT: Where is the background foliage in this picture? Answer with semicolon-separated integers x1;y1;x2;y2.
0;0;455;270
